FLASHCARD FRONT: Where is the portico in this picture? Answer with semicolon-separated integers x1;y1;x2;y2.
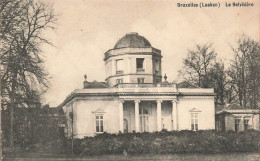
119;98;178;133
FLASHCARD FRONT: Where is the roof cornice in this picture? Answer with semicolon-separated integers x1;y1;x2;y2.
179;92;216;96
58;91;215;108
118;93;179;96
104;47;162;61
105;73;154;81
216;110;260;115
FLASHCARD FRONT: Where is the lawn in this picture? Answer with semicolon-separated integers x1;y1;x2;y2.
3;153;260;161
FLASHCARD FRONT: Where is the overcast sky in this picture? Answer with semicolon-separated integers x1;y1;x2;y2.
41;0;259;106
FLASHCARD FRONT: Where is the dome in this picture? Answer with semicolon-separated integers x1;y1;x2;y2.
114;32;151;49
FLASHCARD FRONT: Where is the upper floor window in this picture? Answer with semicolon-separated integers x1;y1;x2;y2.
96;115;104;133
154;78;160;84
138;78;145;84
136;58;145;71
154;59;160;74
191;113;198;131
116;79;123;84
116;59;123;74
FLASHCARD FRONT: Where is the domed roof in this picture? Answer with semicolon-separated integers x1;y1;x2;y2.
114;32;151;49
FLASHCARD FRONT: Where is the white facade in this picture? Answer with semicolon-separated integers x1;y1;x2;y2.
60;87;215;138
59;33;216;138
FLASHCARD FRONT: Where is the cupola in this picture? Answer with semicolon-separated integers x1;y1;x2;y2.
104;33;162;87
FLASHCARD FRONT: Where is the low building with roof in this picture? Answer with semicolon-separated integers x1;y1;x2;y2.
215;104;260;132
58;33;216;138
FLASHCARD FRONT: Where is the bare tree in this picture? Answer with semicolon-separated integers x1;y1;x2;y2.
1;0;56;148
178;43;217;88
208;60;230;105
228;35;260;108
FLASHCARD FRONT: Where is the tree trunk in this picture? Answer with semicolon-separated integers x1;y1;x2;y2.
220;88;224;105
0;89;2;159
10;71;17;148
10;84;15;148
238;84;243;106
198;72;201;87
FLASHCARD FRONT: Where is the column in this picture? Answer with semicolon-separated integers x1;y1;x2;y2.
157;100;162;131
172;100;178;130
119;100;124;132
135;100;140;132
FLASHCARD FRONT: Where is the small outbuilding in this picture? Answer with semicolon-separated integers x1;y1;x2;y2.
215;104;260;132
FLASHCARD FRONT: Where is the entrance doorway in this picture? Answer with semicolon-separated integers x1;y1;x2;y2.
124;119;128;133
139;108;149;132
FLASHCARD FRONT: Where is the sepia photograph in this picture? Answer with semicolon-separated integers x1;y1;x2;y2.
1;0;259;160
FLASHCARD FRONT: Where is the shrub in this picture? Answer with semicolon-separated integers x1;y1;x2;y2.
127;136;146;154
67;130;260;156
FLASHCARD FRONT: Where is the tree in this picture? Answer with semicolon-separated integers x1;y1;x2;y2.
178;43;217;88
208;60;229;105
0;0;56;147
228;35;260;108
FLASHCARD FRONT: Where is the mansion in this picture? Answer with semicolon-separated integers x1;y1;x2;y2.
58;33;215;138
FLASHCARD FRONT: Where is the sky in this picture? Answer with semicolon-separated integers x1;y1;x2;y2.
41;0;259;106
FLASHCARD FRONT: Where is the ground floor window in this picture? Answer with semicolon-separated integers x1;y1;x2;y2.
191;113;198;131
235;119;240;133
244;119;249;130
96;115;104;133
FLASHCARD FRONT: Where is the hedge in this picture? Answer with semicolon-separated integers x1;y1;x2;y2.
66;130;260;156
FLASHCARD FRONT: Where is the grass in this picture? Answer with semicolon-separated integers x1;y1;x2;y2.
3;153;260;161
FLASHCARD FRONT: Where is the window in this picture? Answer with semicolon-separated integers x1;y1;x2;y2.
116;79;123;84
136;58;144;71
137;78;145;84
116;59;123;74
235;119;240;133
154;59;159;74
96;115;104;133
191;113;198;131
244;119;249;130
154;78;160;84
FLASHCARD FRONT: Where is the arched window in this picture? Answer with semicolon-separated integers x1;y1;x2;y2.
143;109;149;114
139;108;149;115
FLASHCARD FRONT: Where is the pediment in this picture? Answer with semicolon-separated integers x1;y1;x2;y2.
189;108;201;112
92;108;106;114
